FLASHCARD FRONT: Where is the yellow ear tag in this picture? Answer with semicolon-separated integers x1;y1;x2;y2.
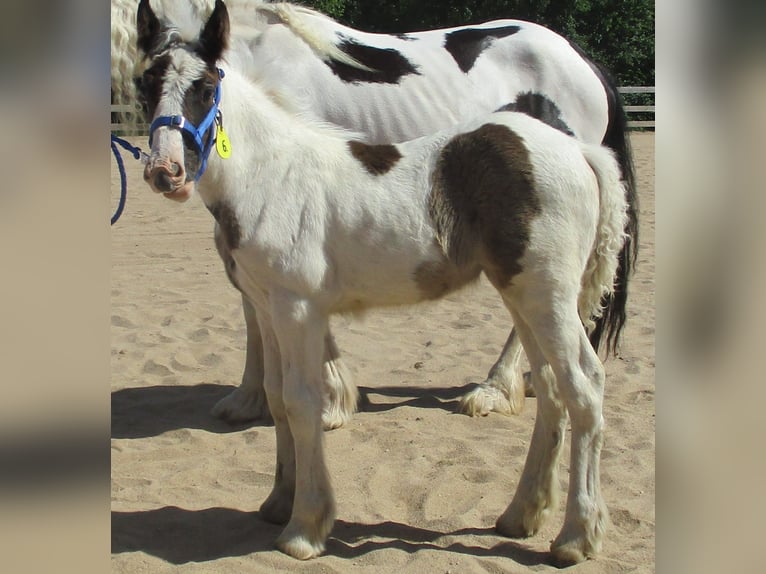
216;125;232;159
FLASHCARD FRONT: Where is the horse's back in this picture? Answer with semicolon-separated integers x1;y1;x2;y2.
248;13;609;144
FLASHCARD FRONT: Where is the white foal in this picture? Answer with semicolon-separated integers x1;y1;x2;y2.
136;0;628;563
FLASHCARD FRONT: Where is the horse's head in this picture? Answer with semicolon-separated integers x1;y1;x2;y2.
136;0;230;202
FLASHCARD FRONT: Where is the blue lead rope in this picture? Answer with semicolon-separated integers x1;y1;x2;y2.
111;134;146;225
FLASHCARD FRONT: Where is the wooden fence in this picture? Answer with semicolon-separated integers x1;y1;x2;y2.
619;86;655;129
111;87;655;134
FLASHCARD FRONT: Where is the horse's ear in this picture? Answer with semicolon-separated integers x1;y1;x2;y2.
199;0;230;65
137;0;161;56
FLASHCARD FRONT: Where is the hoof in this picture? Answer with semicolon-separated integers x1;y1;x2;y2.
275;511;335;560
321;405;354;431
495;510;538;539
550;507;607;566
211;386;273;424
276;533;325;560
321;357;359;430
458;377;524;417
550;540;590;567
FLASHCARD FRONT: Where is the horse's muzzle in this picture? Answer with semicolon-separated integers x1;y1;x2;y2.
144;161;185;194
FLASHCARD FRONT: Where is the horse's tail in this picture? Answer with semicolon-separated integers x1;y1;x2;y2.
577;143;630;353
587;60;638;355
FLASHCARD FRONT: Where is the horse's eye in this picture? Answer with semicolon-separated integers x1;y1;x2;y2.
203;87;215;103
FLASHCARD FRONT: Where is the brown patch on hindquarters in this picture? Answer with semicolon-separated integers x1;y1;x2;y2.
428;123;541;288
348;141;402;175
413;253;481;301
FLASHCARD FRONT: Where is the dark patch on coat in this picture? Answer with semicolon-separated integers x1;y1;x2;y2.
428;123;541;288
326;35;420;84
348;141;402;175
207;201;241;251
136;54;172;118
443;26;521;73
496;92;574;136
395;33;418;42
413;250;482;301
213;224;240;292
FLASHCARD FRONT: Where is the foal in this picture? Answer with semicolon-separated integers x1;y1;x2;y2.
137;0;628;564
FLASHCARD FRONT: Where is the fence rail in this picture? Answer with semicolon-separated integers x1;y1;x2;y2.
619;86;655;129
111;87;655;133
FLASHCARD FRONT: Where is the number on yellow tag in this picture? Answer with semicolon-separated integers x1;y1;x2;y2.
216;125;232;159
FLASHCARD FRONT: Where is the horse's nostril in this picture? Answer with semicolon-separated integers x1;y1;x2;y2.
169;162;181;176
154;171;173;192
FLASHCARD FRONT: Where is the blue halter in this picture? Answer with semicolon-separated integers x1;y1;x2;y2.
148;68;224;181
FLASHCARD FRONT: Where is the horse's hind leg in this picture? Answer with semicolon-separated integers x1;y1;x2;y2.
496;309;567;538
458;327;527;416
504;296;608;565
546;321;609;565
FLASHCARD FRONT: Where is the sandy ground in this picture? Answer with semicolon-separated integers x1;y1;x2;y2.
111;132;655;573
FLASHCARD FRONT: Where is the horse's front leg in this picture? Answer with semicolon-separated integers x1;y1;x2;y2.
212;294;273;423
271;291;335;559
458;327;528;416
256;306;295;525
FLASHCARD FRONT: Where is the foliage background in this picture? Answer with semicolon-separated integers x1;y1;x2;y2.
304;0;655;87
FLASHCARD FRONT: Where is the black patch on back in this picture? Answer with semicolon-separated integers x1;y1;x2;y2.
327;35;420;84
496;92;574;136
207;202;241;251
444;26;521;73
348;141;402;175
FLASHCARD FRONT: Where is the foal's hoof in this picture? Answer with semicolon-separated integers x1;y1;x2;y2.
495;512;538;539
549;511;606;566
211;386;273;424
550;541;590;567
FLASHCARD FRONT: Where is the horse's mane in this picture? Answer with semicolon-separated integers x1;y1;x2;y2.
255;3;374;72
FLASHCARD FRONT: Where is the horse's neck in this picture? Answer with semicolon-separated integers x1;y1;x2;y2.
202;67;346;202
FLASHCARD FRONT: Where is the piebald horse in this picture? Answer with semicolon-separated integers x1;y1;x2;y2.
136;0;628;564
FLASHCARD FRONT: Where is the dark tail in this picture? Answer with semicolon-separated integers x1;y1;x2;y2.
587;62;638;356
